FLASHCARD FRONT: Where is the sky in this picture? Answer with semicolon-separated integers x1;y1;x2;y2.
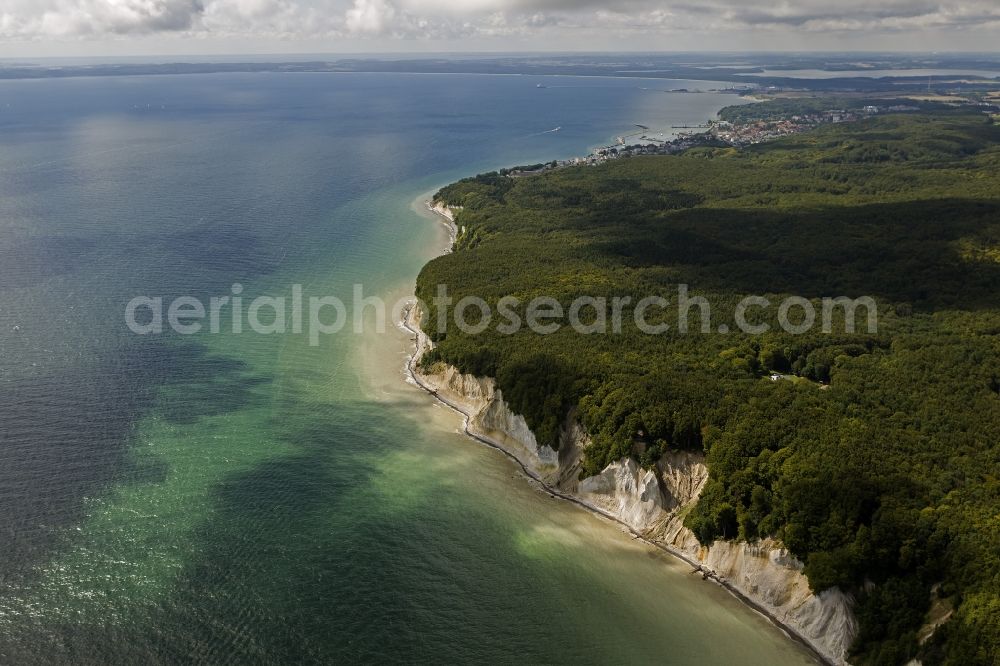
1;1;999;58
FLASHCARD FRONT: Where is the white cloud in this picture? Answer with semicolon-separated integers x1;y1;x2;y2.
345;0;395;34
0;0;206;36
1;0;999;45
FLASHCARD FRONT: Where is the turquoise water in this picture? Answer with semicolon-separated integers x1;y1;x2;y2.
0;72;816;664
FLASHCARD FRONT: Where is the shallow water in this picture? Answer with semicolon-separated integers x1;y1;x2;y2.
0;72;816;664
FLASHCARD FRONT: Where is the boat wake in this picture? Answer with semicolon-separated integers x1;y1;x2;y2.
527;126;562;137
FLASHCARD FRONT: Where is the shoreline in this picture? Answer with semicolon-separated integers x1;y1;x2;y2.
401;199;836;666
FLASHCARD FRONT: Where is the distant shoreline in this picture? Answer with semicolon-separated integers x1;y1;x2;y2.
0;65;748;88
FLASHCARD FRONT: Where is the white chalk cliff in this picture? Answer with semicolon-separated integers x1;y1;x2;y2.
410;345;857;664
417;364;561;475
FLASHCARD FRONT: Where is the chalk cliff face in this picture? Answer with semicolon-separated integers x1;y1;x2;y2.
578;459;668;532
416;363;560;477
429;201;456;221
683;537;857;664
410;350;857;665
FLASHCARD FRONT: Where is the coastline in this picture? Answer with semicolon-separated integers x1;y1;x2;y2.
401;199;841;666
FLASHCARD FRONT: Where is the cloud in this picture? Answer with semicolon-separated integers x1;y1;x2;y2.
2;0;206;36
2;0;999;42
379;0;1000;39
345;0;395;34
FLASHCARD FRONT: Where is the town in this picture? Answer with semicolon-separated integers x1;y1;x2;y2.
504;96;1000;177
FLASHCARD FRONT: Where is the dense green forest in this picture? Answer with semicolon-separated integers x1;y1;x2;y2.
416;112;1000;665
717;96;951;123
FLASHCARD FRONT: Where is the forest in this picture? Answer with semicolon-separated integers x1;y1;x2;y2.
716;97;950;123
417;111;1000;665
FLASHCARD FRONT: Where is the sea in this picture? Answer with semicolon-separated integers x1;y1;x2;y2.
0;71;817;664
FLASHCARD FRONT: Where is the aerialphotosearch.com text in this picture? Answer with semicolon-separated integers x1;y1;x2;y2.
125;283;878;346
